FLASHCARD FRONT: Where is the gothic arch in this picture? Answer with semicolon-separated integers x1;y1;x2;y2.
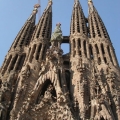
36;80;57;104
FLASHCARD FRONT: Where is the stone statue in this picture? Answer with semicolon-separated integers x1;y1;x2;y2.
51;23;63;48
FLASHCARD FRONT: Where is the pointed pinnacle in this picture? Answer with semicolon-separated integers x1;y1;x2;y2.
88;0;94;14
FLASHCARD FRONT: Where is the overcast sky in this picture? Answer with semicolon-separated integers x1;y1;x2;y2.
0;0;120;67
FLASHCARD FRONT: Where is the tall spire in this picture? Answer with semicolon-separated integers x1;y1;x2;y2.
88;0;110;39
28;4;40;22
70;0;87;35
27;0;53;63
10;4;39;49
33;0;52;39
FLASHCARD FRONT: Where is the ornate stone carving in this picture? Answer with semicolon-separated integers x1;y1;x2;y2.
21;64;31;79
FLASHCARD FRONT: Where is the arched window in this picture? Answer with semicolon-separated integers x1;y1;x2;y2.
89;44;93;59
101;44;105;54
78;39;81;48
98;57;101;65
36;44;42;60
104;57;107;64
42;46;46;60
9;54;18;71
95;44;99;54
29;44;36;62
107;46;113;64
16;54;26;70
83;40;87;57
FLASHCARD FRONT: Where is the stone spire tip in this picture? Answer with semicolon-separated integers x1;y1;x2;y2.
28;4;40;21
48;0;53;6
88;0;94;14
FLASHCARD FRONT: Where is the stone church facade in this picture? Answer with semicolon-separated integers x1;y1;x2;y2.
0;0;120;120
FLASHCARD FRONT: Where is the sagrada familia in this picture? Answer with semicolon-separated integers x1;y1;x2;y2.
0;0;120;120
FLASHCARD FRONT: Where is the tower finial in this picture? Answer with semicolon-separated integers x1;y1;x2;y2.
74;0;79;6
48;0;53;6
28;4;40;21
33;4;40;14
88;0;94;14
45;0;52;11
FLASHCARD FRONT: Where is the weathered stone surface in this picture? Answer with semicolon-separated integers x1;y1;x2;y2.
0;0;120;120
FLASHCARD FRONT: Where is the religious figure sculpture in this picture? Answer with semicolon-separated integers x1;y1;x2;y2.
51;23;63;48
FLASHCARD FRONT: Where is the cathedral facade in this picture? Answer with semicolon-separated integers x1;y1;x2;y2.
0;0;120;120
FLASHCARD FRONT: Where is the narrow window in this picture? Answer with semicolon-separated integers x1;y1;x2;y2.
104;57;107;64
89;44;93;59
83;41;87;57
42;46;46;60
29;44;36;62
9;54;18;71
78;39;81;48
17;54;26;70
98;57;101;65
101;43;105;54
36;44;42;60
95;44;99;54
107;46;113;64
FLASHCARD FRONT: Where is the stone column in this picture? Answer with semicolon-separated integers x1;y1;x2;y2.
104;46;111;64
